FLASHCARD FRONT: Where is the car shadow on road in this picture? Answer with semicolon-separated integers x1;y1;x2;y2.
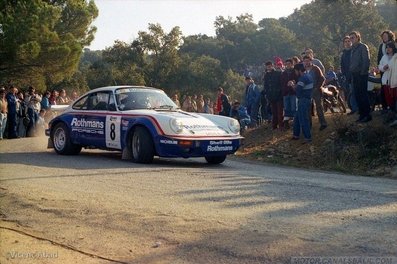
0;150;231;170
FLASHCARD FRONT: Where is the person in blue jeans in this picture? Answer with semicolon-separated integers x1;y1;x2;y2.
280;58;298;128
292;63;313;143
244;76;260;127
349;31;371;123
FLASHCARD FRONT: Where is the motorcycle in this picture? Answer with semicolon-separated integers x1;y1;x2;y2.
322;85;347;113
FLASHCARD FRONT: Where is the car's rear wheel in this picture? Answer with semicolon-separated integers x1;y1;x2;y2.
131;127;154;163
52;123;81;155
205;155;227;164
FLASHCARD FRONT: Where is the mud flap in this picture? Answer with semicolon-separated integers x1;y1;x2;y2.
47;138;54;149
122;146;132;160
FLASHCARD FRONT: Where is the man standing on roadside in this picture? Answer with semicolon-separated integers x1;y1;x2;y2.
341;35;358;114
349;31;371;122
280;58;298;129
292;63;313;143
303;54;327;131
304;48;325;74
244;76;260;127
263;61;283;130
217;87;231;116
6;85;19;139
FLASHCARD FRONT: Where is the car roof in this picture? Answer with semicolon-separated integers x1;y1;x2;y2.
88;86;163;93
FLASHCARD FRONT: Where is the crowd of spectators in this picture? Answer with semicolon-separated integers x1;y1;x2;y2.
0;85;78;139
171;29;397;142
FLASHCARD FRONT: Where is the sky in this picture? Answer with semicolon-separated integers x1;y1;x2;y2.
88;0;312;50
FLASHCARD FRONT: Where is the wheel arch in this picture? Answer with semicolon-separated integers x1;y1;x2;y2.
50;119;67;138
124;120;159;156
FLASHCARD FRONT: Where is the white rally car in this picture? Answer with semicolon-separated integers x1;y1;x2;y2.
46;86;242;164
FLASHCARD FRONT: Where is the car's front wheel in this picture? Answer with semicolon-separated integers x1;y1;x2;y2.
52;123;81;155
205;155;227;164
131;127;154;163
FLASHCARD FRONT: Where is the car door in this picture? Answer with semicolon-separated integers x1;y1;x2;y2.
71;91;109;147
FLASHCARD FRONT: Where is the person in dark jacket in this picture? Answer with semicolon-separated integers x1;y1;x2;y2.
6;85;19;138
349;31;371;122
280;58;298;128
341;35;357;114
217;87;231;116
263;61;283;130
292;63;313;143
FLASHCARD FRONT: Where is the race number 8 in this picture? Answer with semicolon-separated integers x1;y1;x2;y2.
110;123;116;140
106;115;121;149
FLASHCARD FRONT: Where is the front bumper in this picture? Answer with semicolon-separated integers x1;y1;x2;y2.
155;136;242;158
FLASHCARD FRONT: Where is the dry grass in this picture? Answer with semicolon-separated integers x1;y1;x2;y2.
236;111;397;177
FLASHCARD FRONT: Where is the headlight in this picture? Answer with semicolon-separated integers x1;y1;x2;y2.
228;118;240;134
170;118;184;134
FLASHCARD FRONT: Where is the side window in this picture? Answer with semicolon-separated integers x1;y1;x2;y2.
72;92;114;111
108;93;117;111
72;95;89;110
85;92;111;111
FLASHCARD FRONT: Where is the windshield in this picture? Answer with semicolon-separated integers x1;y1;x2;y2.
115;88;178;111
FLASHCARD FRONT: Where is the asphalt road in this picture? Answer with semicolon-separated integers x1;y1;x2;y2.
0;137;396;264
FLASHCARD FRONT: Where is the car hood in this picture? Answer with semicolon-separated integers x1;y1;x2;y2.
125;109;239;138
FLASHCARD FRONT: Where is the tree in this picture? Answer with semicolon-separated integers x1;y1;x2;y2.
256;18;299;60
0;0;98;91
214;14;259;70
189;55;224;93
180;34;222;60
102;40;145;86
221;69;245;102
52;70;89;94
137;23;182;89
376;0;397;32
280;0;388;68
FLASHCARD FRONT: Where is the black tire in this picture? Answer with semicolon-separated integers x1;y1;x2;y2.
205;155;227;164
51;123;81;155
131;127;154;163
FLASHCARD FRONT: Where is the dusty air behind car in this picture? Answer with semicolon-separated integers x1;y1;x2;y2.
46;86;242;164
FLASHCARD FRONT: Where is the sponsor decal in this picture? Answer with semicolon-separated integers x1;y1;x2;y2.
207;145;233;152
209;140;232;145
160;139;178;145
183;124;219;130
207;140;234;152
121;120;129;127
71;118;104;135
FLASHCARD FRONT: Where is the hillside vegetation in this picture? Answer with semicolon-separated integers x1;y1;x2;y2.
236;112;397;177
